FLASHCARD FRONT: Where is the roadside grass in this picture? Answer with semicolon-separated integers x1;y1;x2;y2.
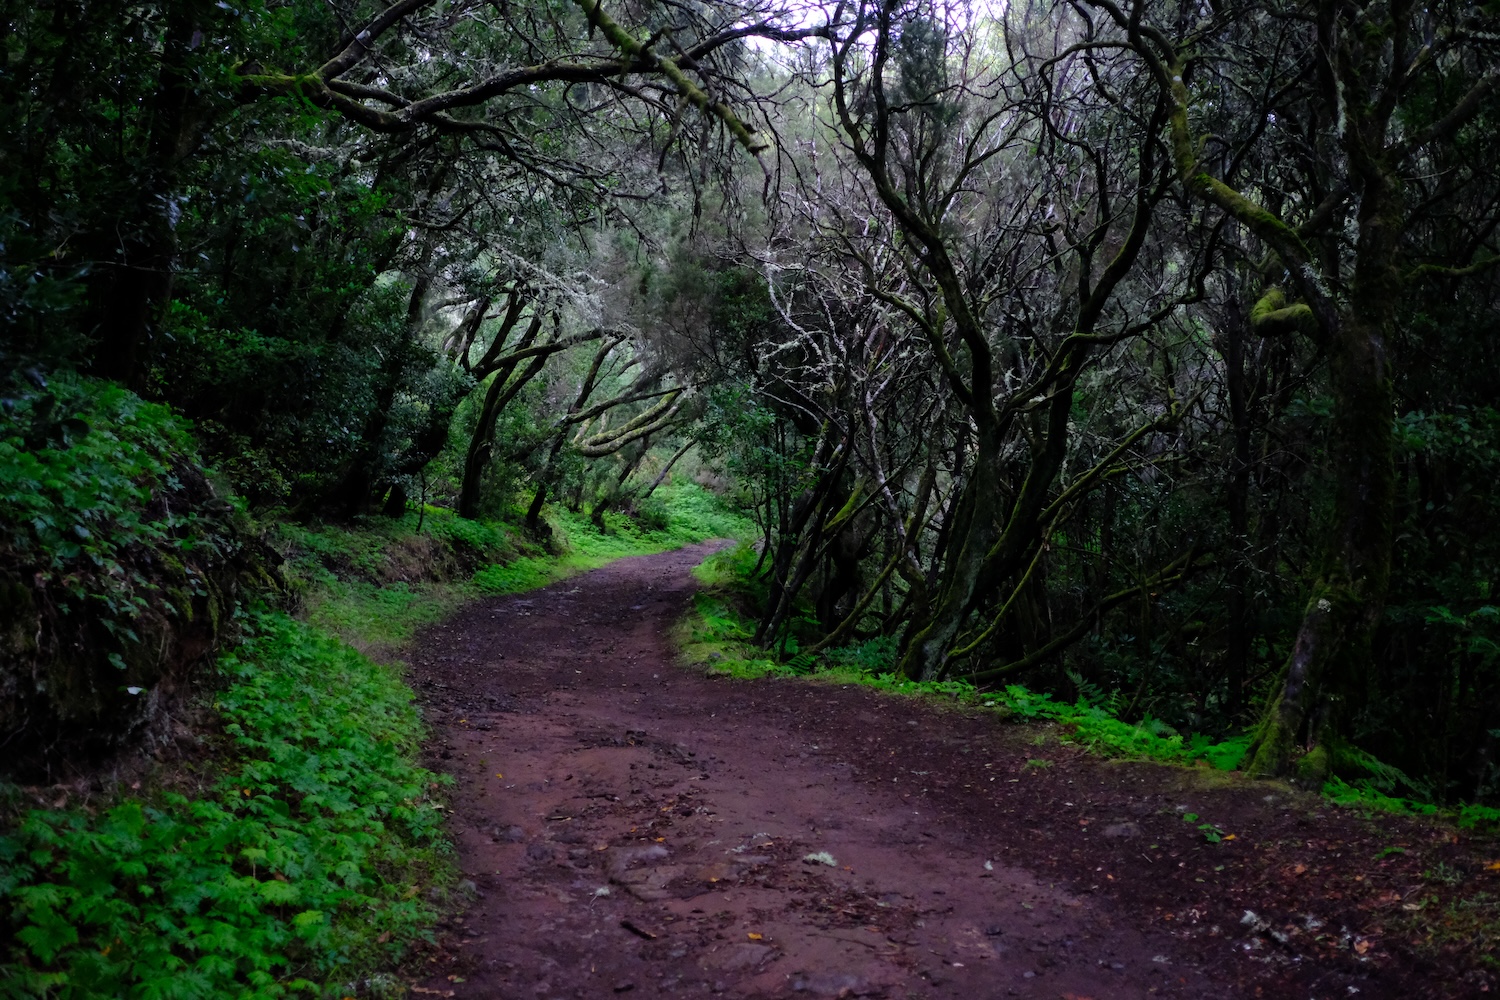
0;480;746;998
679;578;1253;770
471;484;750;596
303;580;472;657
679;544;1500;832
281;482;749;652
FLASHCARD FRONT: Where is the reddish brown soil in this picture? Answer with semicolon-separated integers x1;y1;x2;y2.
407;543;1498;999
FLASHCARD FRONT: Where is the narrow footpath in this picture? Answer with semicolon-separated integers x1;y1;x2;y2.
406;543;1482;999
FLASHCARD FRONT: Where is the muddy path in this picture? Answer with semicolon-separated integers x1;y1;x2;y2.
406;544;1491;999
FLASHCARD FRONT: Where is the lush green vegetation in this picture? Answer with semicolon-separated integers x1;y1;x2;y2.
471;490;747;595
4;2;1500;989
0;461;744;997
0;612;449;999
0;374;256;767
275;482;746;651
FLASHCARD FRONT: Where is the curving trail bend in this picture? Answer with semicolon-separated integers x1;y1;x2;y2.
407;543;1402;1000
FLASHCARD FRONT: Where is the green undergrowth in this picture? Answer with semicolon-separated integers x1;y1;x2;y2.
682;546;1498;830
274;505;519;654
1;373;255;760
470;483;750;595
1323;774;1500;829
277;481;748;649
0;480;752;997
679;581;1252;768
0;611;451;999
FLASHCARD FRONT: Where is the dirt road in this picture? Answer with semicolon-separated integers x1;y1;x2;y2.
406;543;1482;999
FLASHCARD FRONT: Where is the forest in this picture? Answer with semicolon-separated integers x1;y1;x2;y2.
2;0;1499;993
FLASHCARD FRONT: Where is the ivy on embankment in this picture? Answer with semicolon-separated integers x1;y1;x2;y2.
0;611;450;999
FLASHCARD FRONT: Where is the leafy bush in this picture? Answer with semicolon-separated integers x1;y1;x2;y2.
823;636;899;675
0;611;450;998
628;495;671;533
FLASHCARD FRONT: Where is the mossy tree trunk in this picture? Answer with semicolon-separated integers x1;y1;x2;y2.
1083;0;1496;777
1246;66;1404;777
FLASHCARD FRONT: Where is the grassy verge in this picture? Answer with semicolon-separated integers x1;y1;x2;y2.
680;579;1252;768
469;487;747;595
680;544;1500;830
282;482;749;652
0;481;746;998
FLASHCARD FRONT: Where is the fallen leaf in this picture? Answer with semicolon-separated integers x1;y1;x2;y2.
747;932;763;941
1485;861;1500;872
1293;863;1308;875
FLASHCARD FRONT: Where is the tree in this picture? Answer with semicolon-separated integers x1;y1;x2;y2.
1081;0;1500;779
803;0;1209;680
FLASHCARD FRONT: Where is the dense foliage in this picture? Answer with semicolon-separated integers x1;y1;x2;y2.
0;374;255;769
0;612;449;998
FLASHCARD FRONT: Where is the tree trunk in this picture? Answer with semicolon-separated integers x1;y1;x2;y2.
897;433;1003;680
457;352;547;519
330;273;431;517
1221;296;1255;717
641;438;695;499
87;0;210;388
1246;170;1399;779
899;369;1080;681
